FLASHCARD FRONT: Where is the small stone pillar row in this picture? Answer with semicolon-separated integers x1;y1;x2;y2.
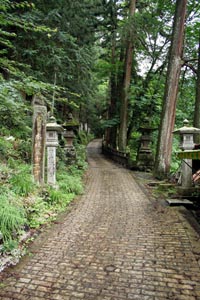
46;116;63;186
32;97;47;185
173;119;200;189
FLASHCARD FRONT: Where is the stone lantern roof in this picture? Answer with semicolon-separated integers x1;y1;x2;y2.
173;119;200;134
46;116;63;132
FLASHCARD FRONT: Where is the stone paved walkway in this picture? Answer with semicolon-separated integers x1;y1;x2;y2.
1;139;200;300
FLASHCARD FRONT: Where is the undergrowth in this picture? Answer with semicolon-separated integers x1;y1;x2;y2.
0;137;88;256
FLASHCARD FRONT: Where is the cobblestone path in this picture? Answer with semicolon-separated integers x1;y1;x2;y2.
1;139;200;300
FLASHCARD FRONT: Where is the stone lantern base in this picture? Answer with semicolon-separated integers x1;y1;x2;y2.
63;130;76;164
136;151;154;171
136;127;156;171
64;145;76;163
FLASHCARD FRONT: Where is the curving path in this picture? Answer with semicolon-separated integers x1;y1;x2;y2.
1;139;200;299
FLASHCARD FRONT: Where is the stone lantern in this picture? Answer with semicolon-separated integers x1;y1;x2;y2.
173;119;200;150
136;126;156;171
62;114;79;163
46;116;63;186
173;119;200;191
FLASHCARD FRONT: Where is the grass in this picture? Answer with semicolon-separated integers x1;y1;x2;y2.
0;138;88;253
0;193;26;242
9;164;35;196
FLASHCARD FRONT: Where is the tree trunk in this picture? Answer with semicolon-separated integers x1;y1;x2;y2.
109;34;118;148
118;0;136;152
105;1;118;148
154;0;187;179
194;31;200;143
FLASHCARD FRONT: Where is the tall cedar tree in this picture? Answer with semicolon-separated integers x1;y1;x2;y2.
154;0;187;179
118;0;136;151
194;32;200;143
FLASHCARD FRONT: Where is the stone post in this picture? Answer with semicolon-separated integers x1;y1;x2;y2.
32;95;47;185
46;116;63;186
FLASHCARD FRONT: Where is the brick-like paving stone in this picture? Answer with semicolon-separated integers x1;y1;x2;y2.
1;139;200;299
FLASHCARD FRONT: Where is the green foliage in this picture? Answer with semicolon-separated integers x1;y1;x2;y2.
74;143;89;170
57;172;84;195
0;80;32;139
100;118;120;130
77;131;94;146
1;239;19;253
47;188;74;206
0;137;14;160
0;194;25;242
128;131;141;162
9;165;35;196
26;197;51;228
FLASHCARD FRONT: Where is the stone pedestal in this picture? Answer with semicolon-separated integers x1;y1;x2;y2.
181;158;192;188
47;147;56;185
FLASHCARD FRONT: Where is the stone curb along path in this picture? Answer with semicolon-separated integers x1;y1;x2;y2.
1;139;200;300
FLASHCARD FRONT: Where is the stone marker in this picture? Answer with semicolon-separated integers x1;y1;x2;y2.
32;95;47;185
46;116;63;186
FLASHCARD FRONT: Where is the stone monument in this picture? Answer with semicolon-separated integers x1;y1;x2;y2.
46;116;63;186
32;95;47;185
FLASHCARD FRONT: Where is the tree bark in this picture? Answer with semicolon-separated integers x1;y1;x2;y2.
154;0;187;179
118;0;136;151
109;33;118;148
105;1;118;148
194;31;200;143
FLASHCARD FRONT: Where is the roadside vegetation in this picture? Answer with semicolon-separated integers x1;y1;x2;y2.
0;133;92;271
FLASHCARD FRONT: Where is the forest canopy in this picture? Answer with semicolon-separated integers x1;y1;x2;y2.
0;0;200;176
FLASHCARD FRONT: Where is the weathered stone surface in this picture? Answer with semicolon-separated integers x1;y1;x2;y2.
166;198;193;206
1;139;200;299
32;104;47;185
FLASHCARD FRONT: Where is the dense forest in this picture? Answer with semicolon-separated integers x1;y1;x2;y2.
0;0;200;267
